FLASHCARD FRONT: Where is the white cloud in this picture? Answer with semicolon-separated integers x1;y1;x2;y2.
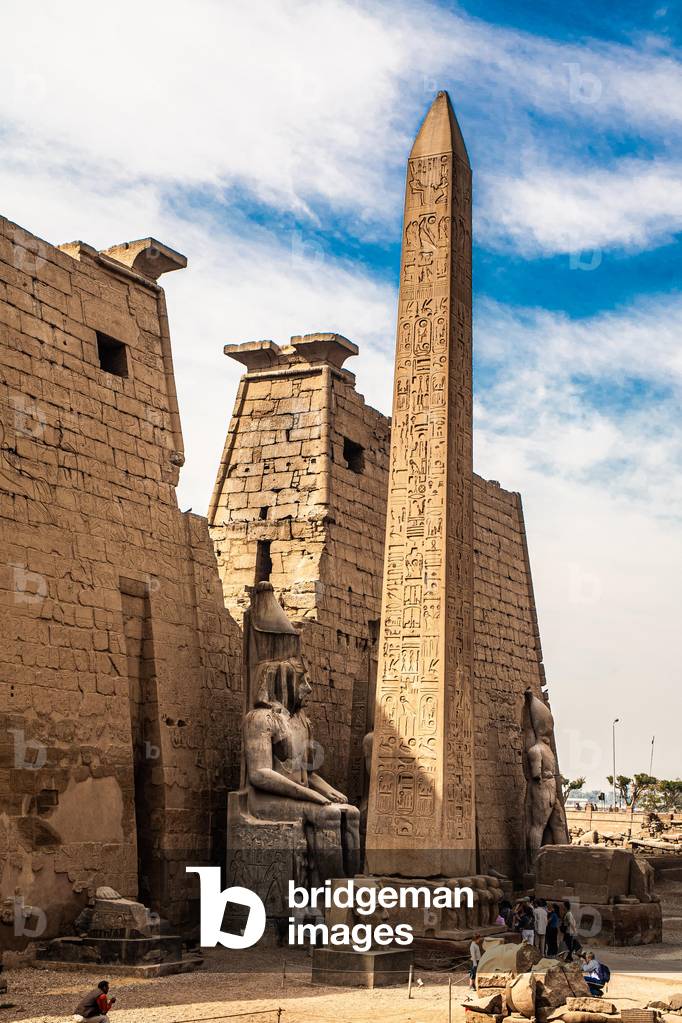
2;0;682;244
472;298;681;786
480;161;682;254
474;298;682;509
0;0;411;219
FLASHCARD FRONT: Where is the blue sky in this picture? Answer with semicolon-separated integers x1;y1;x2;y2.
1;0;680;786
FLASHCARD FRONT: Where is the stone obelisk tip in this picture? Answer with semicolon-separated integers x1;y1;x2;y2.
410;90;469;166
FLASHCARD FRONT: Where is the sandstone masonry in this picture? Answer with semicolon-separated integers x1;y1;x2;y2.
210;339;553;878
0;218;243;946
209;334;389;806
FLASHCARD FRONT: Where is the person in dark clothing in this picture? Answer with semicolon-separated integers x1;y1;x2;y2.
499;899;513;927
73;980;116;1022
545;902;560;956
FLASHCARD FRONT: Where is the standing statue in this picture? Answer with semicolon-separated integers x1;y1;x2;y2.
523;687;569;863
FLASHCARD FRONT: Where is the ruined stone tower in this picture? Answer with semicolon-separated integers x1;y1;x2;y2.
208;333;390;803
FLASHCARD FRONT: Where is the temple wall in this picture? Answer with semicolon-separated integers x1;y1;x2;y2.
211;353;555;873
0;216;242;946
471;476;548;878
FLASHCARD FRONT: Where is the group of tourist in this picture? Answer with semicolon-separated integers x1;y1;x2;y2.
500;897;578;957
469;899;610;997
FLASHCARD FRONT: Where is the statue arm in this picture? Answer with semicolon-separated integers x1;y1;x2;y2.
245;712;330;805
527;744;543;782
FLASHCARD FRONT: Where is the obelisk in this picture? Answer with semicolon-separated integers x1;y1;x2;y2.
366;92;476;877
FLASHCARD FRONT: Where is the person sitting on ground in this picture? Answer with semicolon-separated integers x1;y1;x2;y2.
73;980;116;1022
581;950;610;996
469;933;483;989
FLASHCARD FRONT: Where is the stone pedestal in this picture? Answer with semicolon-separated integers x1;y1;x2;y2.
227;788;307;919
327;875;504;940
576;901;662;946
534;845;662;946
35;893;202;976
312;947;413;988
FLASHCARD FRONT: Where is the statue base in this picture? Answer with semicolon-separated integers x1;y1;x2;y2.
226;789;307;919
321;874;506;957
534;845;662;946
312;947;413;988
34;894;201;976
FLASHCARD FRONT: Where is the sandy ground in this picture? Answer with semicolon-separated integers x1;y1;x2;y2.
3;881;682;1023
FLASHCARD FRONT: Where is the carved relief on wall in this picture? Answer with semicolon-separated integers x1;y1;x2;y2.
368;124;476;866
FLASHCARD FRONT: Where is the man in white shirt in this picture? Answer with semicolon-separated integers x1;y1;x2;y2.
562;901;578;961
533;899;548;955
469;933;483;988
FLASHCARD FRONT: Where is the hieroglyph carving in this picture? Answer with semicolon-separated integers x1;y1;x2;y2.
367;93;476;875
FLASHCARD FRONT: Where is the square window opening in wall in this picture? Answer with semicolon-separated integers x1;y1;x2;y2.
255;539;272;584
97;332;129;378
343;437;365;474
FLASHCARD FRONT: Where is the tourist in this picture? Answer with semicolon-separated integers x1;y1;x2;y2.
545;902;560;956
73;981;116;1022
533;898;548;954
581;951;610;996
499;899;513;927
469;933;483;988
517;901;535;944
561;901;578;961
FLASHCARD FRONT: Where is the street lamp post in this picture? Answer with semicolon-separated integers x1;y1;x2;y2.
612;718;620;809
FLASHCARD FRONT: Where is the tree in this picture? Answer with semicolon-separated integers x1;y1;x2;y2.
607;774;631;807
561;776;586;801
656;780;682;812
640;779;682;813
607;773;658;809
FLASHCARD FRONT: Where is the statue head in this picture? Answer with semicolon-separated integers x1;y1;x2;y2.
254;656;312;714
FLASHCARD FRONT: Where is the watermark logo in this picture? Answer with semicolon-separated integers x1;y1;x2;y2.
186;867;266;949
10;562;47;607
7;896;48;938
8;728;47;770
565;63;603;105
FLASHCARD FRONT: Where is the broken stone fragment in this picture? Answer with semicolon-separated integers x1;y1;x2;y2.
506;972;536;1018
567;999;617;1014
559;1014;614;1023
463;992;505;1014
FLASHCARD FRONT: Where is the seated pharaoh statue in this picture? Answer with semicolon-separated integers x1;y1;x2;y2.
227;583;361;915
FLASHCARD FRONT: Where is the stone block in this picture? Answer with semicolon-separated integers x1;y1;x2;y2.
311;947;413;988
535;846;632;904
226;789;306;918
